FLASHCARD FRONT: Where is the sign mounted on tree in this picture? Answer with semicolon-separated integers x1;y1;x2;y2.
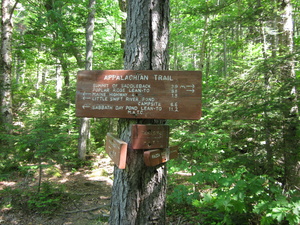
144;146;179;167
144;149;163;167
131;124;169;150
105;133;127;169
76;70;202;120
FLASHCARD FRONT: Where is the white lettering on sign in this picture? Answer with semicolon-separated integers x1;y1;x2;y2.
108;139;120;152
109;92;128;97
92;92;106;97
115;106;124;110
128;88;150;93
92;96;108;101
109;97;124;101
128;110;144;115
121;84;151;89
154;75;173;81
81;91;165;115
151;153;161;159
112;87;126;92
142;130;164;136
92;105;113;110
125;97;139;101
140;106;162;111
103;74;149;81
169;102;179;112
126;106;138;110
138;102;161;106
92;84;109;92
108;151;117;158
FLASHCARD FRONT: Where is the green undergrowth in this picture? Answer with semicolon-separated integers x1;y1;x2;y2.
0;181;70;215
167;160;300;225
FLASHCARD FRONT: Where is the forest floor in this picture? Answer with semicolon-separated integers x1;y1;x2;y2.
0;154;189;225
0;154;114;225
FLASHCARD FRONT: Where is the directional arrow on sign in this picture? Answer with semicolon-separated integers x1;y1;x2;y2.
83;92;92;100
186;89;195;93
82;104;91;109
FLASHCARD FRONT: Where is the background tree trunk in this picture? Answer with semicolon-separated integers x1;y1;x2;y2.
56;59;63;99
109;0;169;224
78;0;96;160
118;0;126;49
277;0;299;190
0;0;16;132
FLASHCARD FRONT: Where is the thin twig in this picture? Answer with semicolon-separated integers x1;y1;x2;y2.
65;205;109;214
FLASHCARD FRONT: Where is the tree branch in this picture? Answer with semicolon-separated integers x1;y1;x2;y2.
10;0;20;20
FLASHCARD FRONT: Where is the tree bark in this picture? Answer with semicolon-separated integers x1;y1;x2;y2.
109;0;169;224
0;0;15;132
78;0;96;160
276;0;299;190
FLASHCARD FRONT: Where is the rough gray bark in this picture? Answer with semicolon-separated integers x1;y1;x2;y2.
0;0;16;132
109;0;169;224
78;0;95;160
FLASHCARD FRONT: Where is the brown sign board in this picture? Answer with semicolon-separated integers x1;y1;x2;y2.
144;149;162;167
131;124;169;150
144;146;179;167
76;70;202;120
105;133;127;169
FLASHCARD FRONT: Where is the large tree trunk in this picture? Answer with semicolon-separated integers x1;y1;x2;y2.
109;0;169;224
0;0;16;132
78;0;95;160
277;0;299;190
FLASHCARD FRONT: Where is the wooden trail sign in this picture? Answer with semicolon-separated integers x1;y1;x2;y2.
105;133;127;169
144;149;162;167
76;70;202;120
144;146;179;167
131;124;169;150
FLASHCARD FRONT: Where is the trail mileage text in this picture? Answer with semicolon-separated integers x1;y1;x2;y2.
76;70;202;120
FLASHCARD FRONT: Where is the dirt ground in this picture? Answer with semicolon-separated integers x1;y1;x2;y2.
0;156;190;225
0;155;190;225
0;156;114;225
